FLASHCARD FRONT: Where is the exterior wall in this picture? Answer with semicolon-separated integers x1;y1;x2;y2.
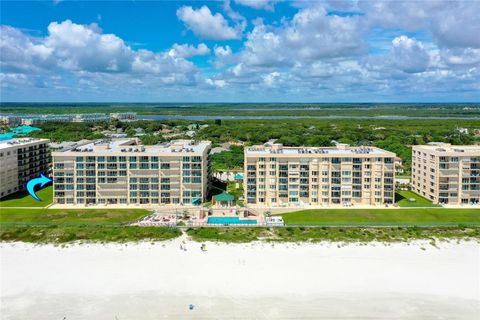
0;138;50;198
412;144;480;205
52;140;210;206
244;145;395;207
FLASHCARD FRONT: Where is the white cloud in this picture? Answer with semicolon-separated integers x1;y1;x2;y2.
168;43;210;58
391;36;430;73
206;78;226;88
0;25;54;73
440;49;480;66
176;5;242;40
234;5;366;70
214;45;233;58
284;6;366;59
359;1;480;48
262;71;280;86
234;0;277;11
46;20;133;72
430;2;480;49
2;2;480;102
240;23;287;67
1;20;199;87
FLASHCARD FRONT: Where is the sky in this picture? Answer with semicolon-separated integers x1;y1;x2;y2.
1;0;479;103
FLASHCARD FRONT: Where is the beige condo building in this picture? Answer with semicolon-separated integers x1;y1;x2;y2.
52;139;211;206
244;143;396;207
0;138;50;198
412;144;480;205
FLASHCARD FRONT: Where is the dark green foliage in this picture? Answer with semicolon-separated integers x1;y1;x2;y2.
211;146;244;171
30;121;108;142
186;226;480;243
0;225;181;243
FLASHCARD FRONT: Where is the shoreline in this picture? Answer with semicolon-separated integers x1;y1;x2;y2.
1;238;479;319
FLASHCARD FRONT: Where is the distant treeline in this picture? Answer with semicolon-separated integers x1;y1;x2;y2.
1;103;479;117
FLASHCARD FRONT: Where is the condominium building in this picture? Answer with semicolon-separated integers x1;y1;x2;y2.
412;143;480;205
52;139;211;206
0;138;50;198
244;143;396;206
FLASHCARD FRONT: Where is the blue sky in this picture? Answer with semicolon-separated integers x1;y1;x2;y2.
1;0;479;102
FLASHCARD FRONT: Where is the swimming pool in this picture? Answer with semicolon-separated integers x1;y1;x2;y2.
207;216;257;225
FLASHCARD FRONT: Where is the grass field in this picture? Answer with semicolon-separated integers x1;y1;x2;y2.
281;208;480;226
395;190;440;207
0;225;181;243
0;208;150;225
186;226;480;243
0;185;53;207
0;208;182;243
1;205;479;243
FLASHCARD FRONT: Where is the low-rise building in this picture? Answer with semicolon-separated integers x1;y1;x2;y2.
394;156;404;174
110;112;138;122
412;144;480;205
244;143;396;207
0;138;50;198
1;115;23;126
52;139;211;206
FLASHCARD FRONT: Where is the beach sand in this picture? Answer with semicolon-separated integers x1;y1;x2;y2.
1;238;479;319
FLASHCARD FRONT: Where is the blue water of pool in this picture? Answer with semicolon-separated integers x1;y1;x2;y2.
207;216;257;225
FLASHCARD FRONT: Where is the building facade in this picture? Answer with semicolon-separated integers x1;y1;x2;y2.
0;138;50;198
412;144;480;205
52;139;211;206
244;143;396;207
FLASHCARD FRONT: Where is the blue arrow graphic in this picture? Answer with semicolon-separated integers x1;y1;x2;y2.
26;174;52;201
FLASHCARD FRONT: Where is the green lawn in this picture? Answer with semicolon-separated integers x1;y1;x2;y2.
0;208;182;243
281;208;480;226
0;185;53;207
0;208;150;225
395;190;440;207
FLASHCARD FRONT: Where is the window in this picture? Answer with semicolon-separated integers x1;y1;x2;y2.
161;163;170;169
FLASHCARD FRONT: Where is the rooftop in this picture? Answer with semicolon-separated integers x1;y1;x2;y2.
415;143;480;154
56;138;211;155
245;143;394;156
213;192;234;202
0;138;49;149
10;125;42;134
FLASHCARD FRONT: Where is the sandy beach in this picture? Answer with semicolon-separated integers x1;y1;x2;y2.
1;238;479;319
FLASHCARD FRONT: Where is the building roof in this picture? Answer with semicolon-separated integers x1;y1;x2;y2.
234;173;244;180
54;138;211;155
0;138;49;149
245;143;394;156
210;146;228;154
213;192;234;202
413;143;480;154
10;125;41;134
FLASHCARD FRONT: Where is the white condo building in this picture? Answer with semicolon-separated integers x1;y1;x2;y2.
0;138;50;198
244;143;396;207
52;139;211;206
412;144;480;206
